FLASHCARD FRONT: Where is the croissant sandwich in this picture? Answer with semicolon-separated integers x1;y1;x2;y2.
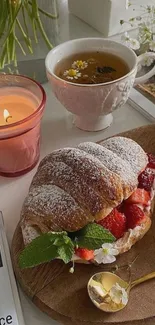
19;137;155;269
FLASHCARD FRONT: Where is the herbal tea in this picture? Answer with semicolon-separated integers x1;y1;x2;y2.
55;52;129;84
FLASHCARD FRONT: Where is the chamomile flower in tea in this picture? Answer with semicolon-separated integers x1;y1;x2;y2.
63;69;81;80
55;52;129;84
72;60;88;70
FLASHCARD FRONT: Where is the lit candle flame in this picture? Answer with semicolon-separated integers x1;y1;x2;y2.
3;109;12;123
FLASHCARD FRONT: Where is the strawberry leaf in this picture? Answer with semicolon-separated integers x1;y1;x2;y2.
74;223;115;250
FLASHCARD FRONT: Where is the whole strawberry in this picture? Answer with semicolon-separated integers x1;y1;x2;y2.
97;209;126;239
124;204;146;229
138;168;155;192
147;153;155;169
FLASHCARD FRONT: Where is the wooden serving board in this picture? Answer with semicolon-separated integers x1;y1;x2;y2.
11;124;155;325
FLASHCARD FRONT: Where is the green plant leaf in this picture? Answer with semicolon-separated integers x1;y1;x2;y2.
0;0;55;68
19;233;58;269
74;223;115;250
19;231;73;269
58;236;74;264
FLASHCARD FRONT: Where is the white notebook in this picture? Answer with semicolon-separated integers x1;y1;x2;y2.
0;212;25;325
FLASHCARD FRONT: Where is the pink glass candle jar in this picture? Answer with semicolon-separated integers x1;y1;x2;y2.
0;74;46;177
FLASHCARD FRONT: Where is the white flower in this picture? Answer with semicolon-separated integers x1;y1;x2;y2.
121;32;130;42
149;41;155;52
110;283;128;306
121;32;140;50
63;69;81;80
127;38;140;50
141;55;154;67
94;243;119;264
138;22;153;43
72;60;88;70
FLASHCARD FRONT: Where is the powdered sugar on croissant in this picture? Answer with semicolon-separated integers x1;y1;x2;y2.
100;136;148;174
77;142;138;199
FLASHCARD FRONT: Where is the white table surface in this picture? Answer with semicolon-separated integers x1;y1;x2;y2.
0;1;152;325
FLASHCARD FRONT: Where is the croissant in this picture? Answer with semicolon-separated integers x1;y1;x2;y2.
21;136;154;263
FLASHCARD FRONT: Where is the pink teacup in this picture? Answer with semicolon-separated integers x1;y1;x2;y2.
45;38;155;131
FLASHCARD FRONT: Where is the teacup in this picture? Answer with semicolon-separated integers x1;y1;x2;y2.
45;38;155;131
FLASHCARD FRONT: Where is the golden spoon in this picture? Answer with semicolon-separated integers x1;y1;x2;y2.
88;271;155;313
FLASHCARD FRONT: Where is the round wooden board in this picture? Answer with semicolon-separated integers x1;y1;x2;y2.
11;124;155;325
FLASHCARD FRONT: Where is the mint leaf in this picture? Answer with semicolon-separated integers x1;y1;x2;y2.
52;232;68;246
19;233;58;269
19;232;74;269
58;236;74;263
75;223;115;250
49;231;68;241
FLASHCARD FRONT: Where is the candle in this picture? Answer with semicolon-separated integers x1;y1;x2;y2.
0;75;46;177
3;109;12;124
0;87;39;125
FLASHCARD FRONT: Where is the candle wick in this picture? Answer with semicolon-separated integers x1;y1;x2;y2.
6;115;12;123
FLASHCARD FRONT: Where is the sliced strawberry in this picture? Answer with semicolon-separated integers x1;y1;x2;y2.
75;248;94;261
124;204;146;229
138;168;155;192
97;208;126;239
147;153;155;169
117;203;124;212
126;188;150;206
